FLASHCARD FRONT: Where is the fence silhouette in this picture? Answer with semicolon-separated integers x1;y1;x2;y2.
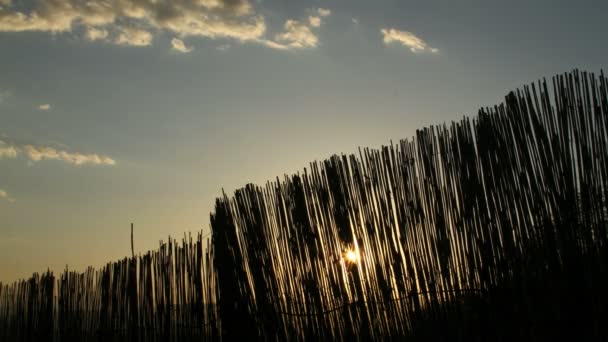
1;69;608;341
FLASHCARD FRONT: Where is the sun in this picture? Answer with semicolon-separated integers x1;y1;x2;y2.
344;249;360;264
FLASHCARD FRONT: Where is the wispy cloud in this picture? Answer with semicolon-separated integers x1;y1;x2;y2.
85;26;108;42
274;20;318;49
308;7;331;28
0;189;15;203
0;139;115;166
317;8;331;17
171;38;193;53
23;145;116;165
381;28;439;54
115;27;153;47
0;141;18;159
38;104;51;111
308;16;321;28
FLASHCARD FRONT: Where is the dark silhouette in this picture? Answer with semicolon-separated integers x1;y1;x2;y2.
1;70;607;341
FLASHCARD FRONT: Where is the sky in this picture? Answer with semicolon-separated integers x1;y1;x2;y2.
0;0;606;283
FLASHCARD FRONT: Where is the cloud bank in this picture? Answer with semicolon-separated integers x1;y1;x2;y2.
0;1;330;51
0;0;260;39
0;139;115;166
381;28;439;53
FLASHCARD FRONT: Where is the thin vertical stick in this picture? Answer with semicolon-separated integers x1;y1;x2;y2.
131;223;135;259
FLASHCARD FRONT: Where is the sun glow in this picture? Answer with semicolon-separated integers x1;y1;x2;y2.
344;249;360;264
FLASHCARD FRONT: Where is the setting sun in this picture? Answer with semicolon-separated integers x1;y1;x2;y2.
344;249;360;263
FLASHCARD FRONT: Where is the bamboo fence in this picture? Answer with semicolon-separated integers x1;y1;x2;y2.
1;69;607;341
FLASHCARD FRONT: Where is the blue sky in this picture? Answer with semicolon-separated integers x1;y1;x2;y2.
0;0;606;282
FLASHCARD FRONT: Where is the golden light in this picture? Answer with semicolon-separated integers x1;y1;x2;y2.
344;249;360;264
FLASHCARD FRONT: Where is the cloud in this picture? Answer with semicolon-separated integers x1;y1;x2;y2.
38;104;51;111
85;26;108;41
308;16;321;28
0;138;115;166
115;27;153;46
317;8;331;17
0;142;18;159
268;8;329;49
0;1;330;51
171;37;193;53
381;28;438;54
0;189;15;203
216;43;230;51
308;8;330;28
258;39;289;50
0;0;267;47
23;145;116;165
274;20;317;49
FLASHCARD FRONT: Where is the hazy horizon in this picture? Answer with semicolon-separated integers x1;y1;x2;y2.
1;0;607;283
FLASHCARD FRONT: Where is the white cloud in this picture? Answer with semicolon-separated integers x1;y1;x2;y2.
381;28;438;54
317;8;331;17
216;44;231;51
23;145;116;165
38;104;51;111
0;189;15;203
274;20;318;49
171;37;193;53
85;26;108;41
115;27;153;46
308;16;321;28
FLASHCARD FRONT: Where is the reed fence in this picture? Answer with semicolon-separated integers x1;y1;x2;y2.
1;69;607;341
